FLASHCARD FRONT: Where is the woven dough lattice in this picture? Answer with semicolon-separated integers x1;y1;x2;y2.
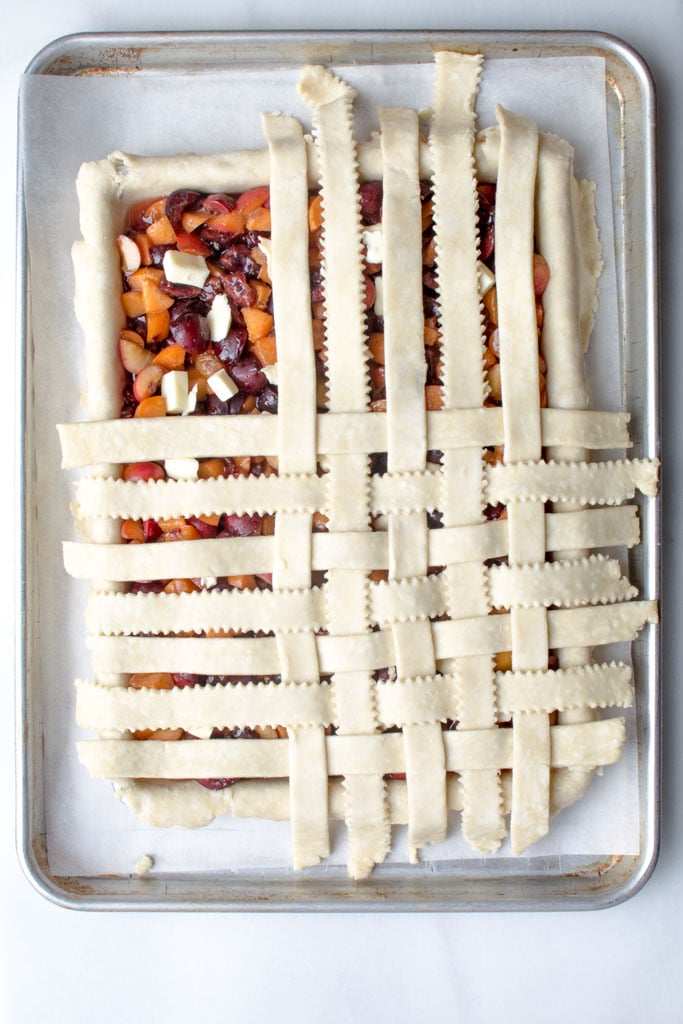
59;52;658;878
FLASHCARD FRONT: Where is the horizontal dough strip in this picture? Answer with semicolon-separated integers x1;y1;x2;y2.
73;473;326;521
73;457;650;522
87;129;501;207
86;601;657;676
86;585;327;637
63;506;641;581
57;408;631;470
85;552;640;637
487;554;637;610
487;457;659;505
76;661;634;733
77;717;625;780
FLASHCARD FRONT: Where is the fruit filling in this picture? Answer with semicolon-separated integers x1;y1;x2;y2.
116;179;551;775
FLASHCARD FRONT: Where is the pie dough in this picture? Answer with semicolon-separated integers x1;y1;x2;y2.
59;51;659;878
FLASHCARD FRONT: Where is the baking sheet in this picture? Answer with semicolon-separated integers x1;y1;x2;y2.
18;38;652;892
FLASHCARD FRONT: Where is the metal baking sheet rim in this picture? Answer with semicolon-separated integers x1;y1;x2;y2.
15;30;661;912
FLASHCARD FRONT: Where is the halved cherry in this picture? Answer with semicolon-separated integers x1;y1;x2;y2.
119;336;154;374
533;253;550;296
133;364;164;402
116;234;141;273
122;462;166;483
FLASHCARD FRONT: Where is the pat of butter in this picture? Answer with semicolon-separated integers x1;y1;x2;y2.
164;457;199;481
161;370;190;414
362;225;384;264
374;275;384;317
207;294;232;342
257;237;272;274
182;383;198;417
262;363;278;386
200;576;218;590
208;368;239;402
162;250;210;288
478;261;496;296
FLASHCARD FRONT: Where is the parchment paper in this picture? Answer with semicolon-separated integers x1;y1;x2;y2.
19;54;638;878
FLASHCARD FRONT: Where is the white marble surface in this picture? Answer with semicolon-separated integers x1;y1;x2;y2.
2;1;681;1021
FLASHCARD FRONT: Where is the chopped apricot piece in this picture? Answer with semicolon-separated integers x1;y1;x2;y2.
236;186;270;214
227;574;258;591
198;458;230;479
423;323;440;347
133;727;184;741
187;367;209;401
234;456;252;476
483;285;498;326
194;350;225;380
181;210;211;232
242;308;274;343
425;385;443;410
135;232;152;265
251;280;272;310
175;230;211;257
128;673;176;690
198;513;221;527
370;364;385;395
312;511;329;532
153;343;186;369
252;332;277;367
206;209;246;235
121;290;146;319
127;267;164;291
245;207;271;232
260;514;276;536
146;309;170;345
142;279;174;315
128;196;165;230
134;395;167;417
121;518;145;543
146;215;177;246
368;332;385;364
163;578;201;595
158;517;189;532
242;395;257;413
308;194;324;232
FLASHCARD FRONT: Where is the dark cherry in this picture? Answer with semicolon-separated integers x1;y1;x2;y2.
170;297;207;323
165;189;202;231
484;502;507;521
196;778;238;790
219;244;261;278
359;181;383;224
214;327;248;364
220;512;262;537
129;580;166;594
223;272;257;309
256;385;278;413
202;193;236;214
149;244;175;267
170;313;210;355
229;355;267;395
142;519;162;542
159;279;202;300
172;673;199;688
187;515;219;539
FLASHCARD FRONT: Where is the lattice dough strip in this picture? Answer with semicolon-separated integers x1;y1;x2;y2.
58;406;632;470
86;600;657;679
77;717;627;780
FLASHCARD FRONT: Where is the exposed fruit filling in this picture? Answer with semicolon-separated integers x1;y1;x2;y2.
116;180;550;780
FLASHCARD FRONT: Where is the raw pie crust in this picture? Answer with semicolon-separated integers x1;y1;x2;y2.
59;52;659;879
